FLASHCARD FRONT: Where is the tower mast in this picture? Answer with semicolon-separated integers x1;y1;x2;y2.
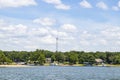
56;37;58;53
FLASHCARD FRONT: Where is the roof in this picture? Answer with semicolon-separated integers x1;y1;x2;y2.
95;59;103;63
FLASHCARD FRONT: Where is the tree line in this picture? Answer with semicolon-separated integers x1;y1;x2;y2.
0;49;120;65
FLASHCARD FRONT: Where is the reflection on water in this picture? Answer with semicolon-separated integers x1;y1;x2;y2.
0;66;120;80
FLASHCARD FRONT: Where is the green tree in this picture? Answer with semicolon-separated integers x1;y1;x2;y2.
69;53;78;65
78;53;95;64
51;54;56;62
0;50;12;64
55;52;65;63
38;53;45;65
30;49;45;65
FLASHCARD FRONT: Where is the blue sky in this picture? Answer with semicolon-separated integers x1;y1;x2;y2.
0;0;120;52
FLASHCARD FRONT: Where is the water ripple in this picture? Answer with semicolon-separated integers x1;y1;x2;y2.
0;67;120;80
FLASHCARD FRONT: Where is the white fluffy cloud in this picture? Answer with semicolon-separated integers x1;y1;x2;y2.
0;19;76;51
0;19;5;25
43;0;70;10
43;0;61;4
118;1;120;7
0;20;29;51
96;1;108;10
40;35;56;44
101;26;120;39
28;28;49;37
79;0;92;8
33;17;56;26
111;1;120;11
0;23;27;35
24;45;39;50
99;39;107;45
60;24;77;32
55;3;70;10
112;6;119;11
0;0;37;8
80;40;90;46
0;18;120;51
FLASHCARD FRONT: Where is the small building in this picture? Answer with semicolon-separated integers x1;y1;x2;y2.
46;58;51;63
95;59;103;65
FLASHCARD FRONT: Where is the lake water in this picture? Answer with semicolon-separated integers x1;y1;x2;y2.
0;66;120;80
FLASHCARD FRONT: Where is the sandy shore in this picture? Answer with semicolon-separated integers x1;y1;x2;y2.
0;65;32;67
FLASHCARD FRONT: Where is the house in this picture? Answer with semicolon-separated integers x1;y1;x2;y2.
46;58;51;63
95;59;103;65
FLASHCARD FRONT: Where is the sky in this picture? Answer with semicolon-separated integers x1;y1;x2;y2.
0;0;120;52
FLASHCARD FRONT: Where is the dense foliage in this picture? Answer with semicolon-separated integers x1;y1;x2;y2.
1;49;120;65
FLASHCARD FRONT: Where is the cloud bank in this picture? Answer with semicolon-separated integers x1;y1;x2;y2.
0;0;37;8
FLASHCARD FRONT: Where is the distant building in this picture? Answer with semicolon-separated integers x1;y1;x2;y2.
46;58;51;63
95;59;103;65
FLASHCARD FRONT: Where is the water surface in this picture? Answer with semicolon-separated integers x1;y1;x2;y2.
0;66;120;80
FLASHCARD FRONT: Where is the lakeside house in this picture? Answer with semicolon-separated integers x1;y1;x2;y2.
95;59;106;66
46;58;51;63
95;59;103;65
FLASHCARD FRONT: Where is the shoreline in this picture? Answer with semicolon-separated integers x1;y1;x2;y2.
0;64;33;68
1;64;120;68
